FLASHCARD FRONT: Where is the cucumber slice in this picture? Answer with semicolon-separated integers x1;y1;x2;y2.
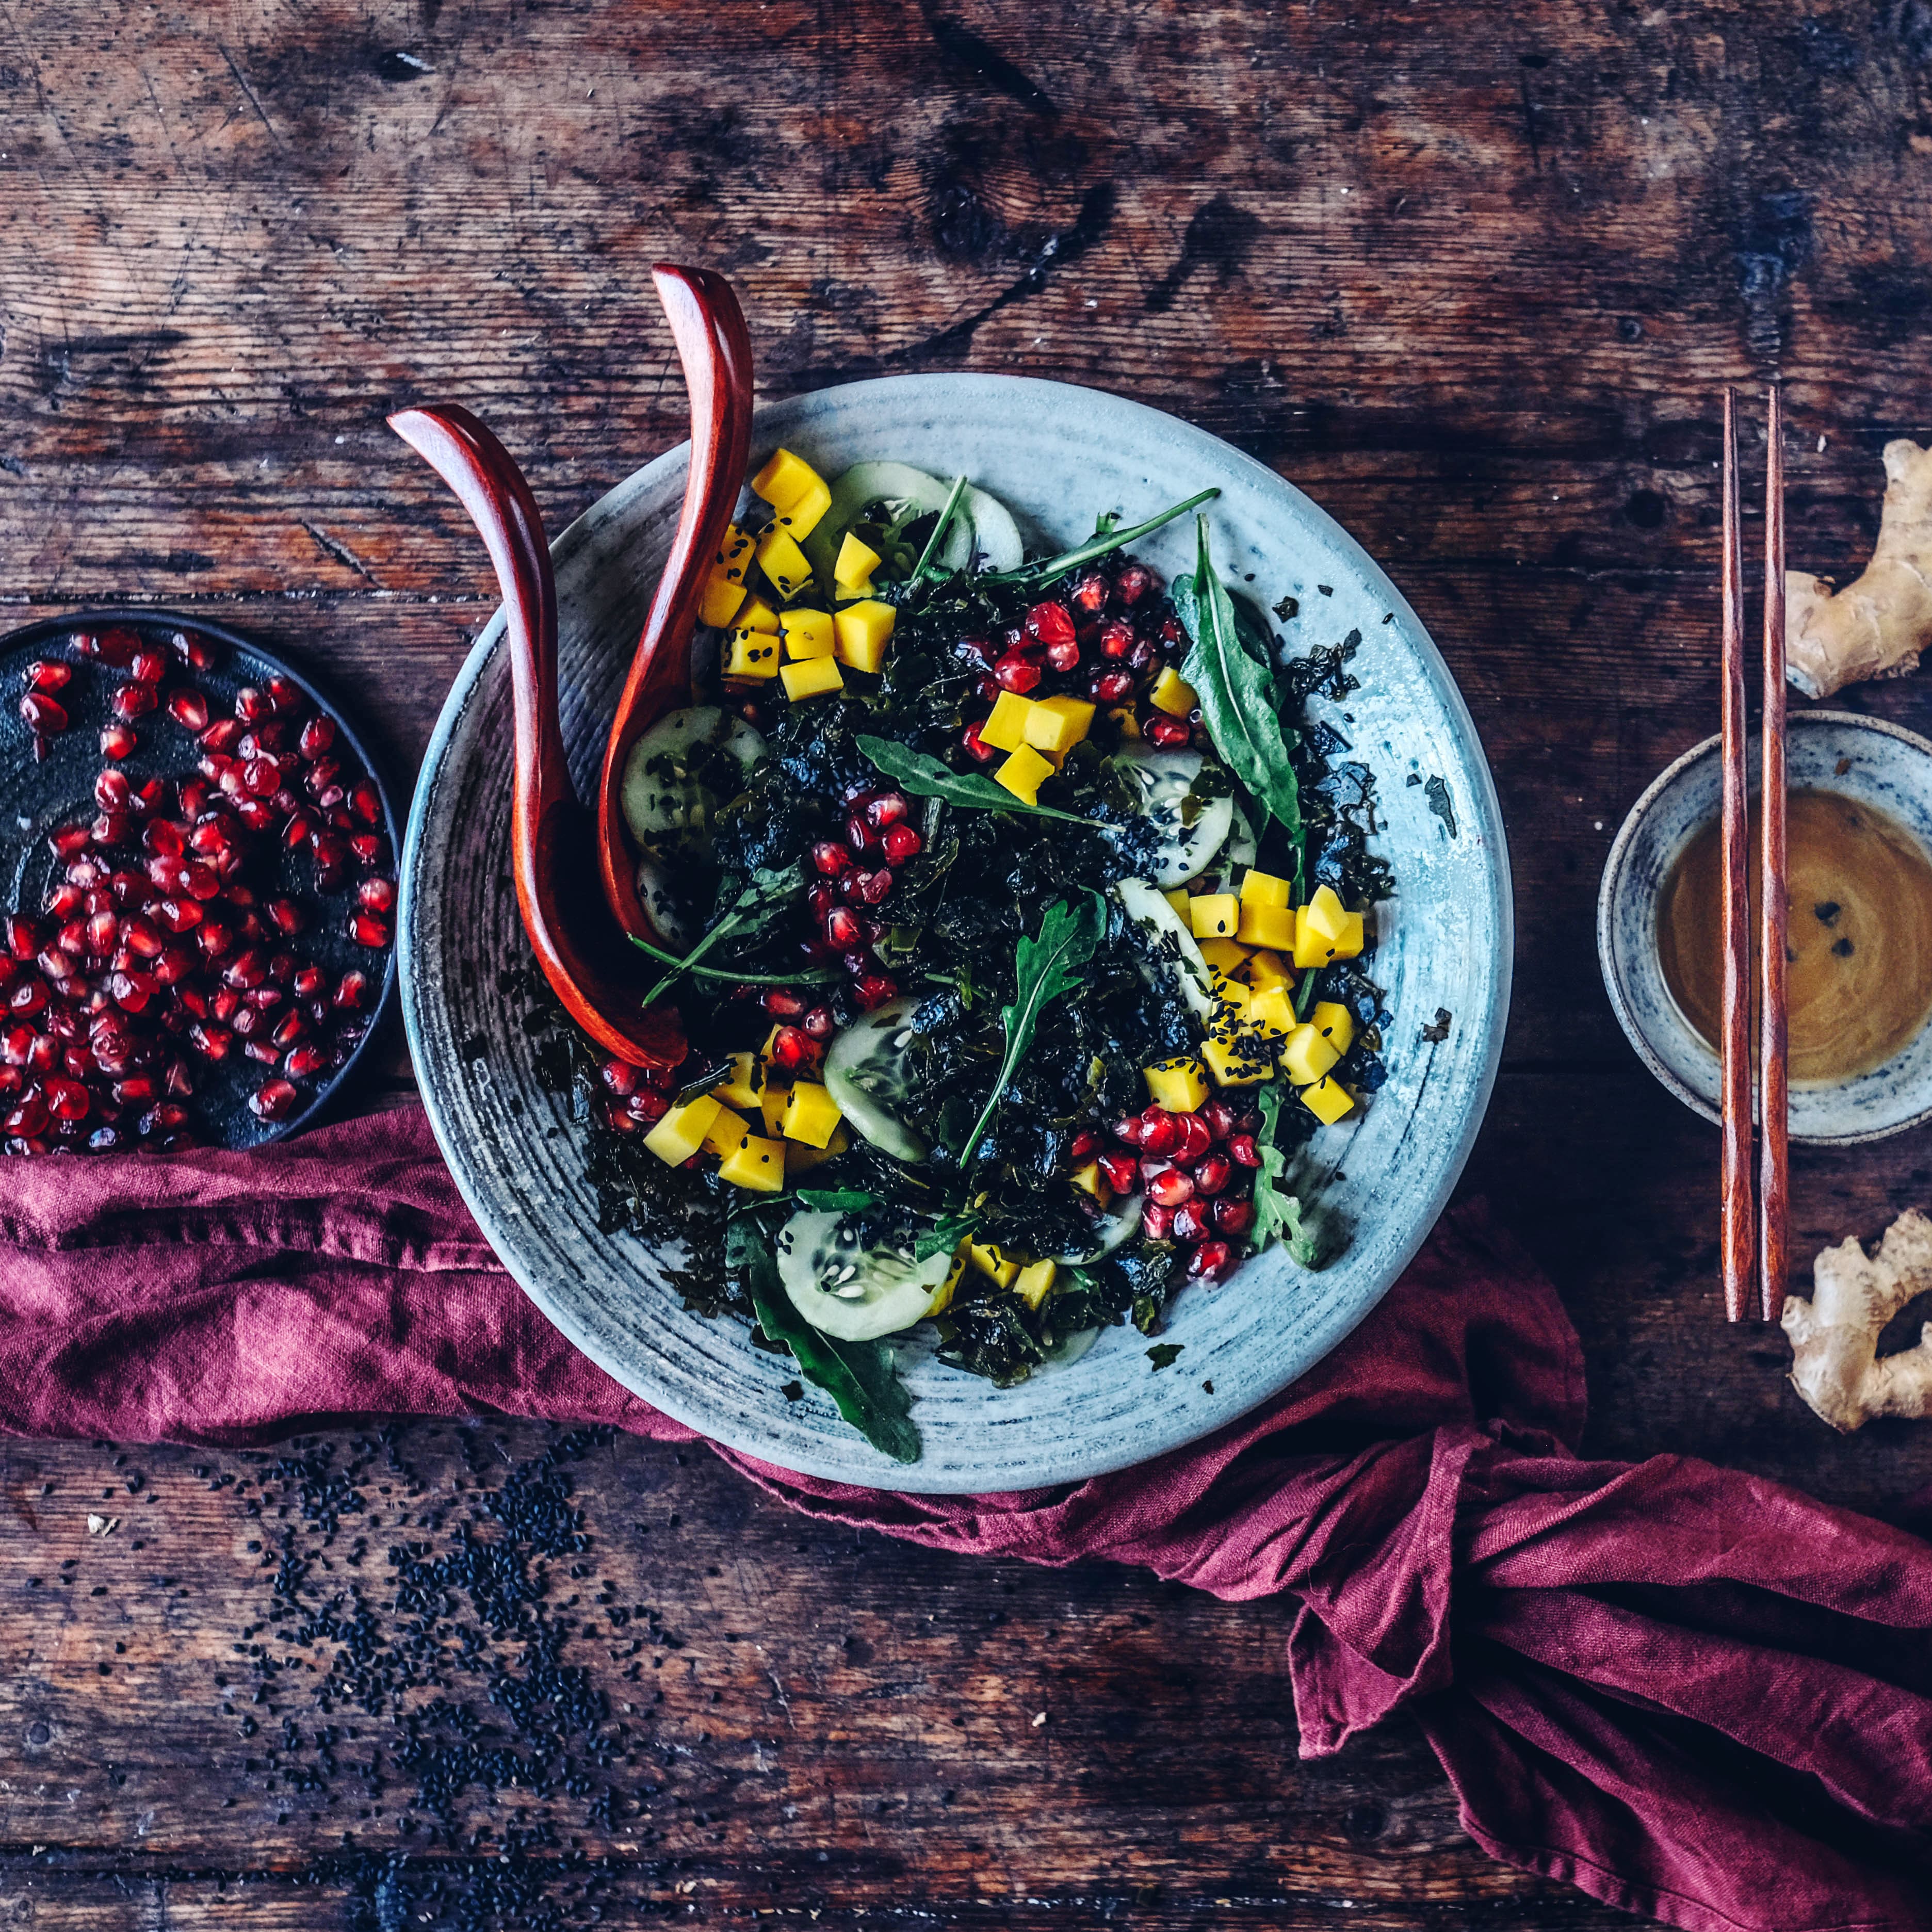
823;995;928;1162
941;485;1024;573
1115;878;1216;1022
1193;802;1258;899
803;461;1026;583
776;1208;957;1342
1113;746;1235;887
634;852;695;950
620;707;766;854
1042;1327;1102;1370
1051;1192;1145;1265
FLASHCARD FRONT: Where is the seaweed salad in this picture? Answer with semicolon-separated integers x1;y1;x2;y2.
519;450;1393;1461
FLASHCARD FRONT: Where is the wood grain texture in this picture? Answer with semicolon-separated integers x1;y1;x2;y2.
7;0;1932;1919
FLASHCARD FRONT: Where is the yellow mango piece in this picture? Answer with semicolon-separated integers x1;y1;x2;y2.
643;1095;722;1167
1239;900;1299;950
1024;694;1095;759
1197;937;1251;978
834;600;896;673
1144;1057;1208;1113
1149;666;1198;717
1211;973;1252;1021
751;448;833;539
1162;888;1193;922
780;1079;844;1149
722;629;781;681
735;594;781;634
1282;1021;1341;1086
1189;893;1240;940
1292;906;1366;968
718;1131;787;1191
968;1241;1019;1291
1245;948;1293;994
712;1052;760;1110
787;1124;850;1175
758;1081;791;1138
979;690;1036;753
833;531;881;597
1328;911;1366;961
1014;1259;1058;1312
1302;1076;1355;1126
781;607;836;660
701;1103;749;1158
698;523;753;628
1108;705;1142;741
1070;1159;1111;1206
1203;1034;1273;1087
780;656;844;701
1305;883;1351;945
927;1249;968;1317
1239;868;1292;908
756;526;814;602
994;745;1054;806
1247;985;1296;1039
1310;999;1357;1057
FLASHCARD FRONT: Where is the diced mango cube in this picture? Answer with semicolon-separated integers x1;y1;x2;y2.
1162;888;1193;921
979;690;1036;753
994;745;1055;806
735;594;781;634
1108;705;1142;741
1292;905;1365;968
712;1052;760;1110
1189;893;1240;940
751;448;832;539
834;600;896;672
756;526;814;602
1198;938;1251;977
1301;1076;1355;1126
781;607;836;659
758;1081;790;1138
1150;667;1198;717
1070;1159;1111;1206
833;532;881;597
1305;883;1351;945
1014;1259;1058;1312
780;656;845;701
1329;911;1366;960
1240;867;1293;908
1282;1021;1341;1086
722;629;781;680
701;1104;749;1158
1245;948;1293;994
1203;1034;1273;1086
718;1131;787;1191
780;1080;844;1149
1211;977;1252;1030
1239;900;1299;950
1144;1057;1209;1112
927;1249;968;1317
643;1094;722;1166
1310;999;1357;1057
968;1241;1019;1290
787;1124;850;1174
699;524;753;628
1024;694;1095;759
1247;985;1296;1039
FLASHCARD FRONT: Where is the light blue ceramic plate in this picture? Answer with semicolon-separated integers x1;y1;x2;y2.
399;375;1512;1492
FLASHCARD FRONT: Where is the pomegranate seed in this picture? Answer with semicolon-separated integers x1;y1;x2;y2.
1171;1201;1210;1243
1193;1152;1232;1196
243;1038;281;1066
164;1055;195;1098
1146;715;1192;748
625;1090;670;1125
267;898;304;936
299;715;336;758
1226;1132;1261;1168
1090;669;1134;704
1145;1164;1196;1207
233;798;276;835
201;717;242;752
210;987;242;1025
1187;1239;1232;1280
825;906;863;949
1202;1099;1237;1141
130;647;169;683
44;1076;89;1122
333;970;368;1011
767;1025;810;1071
235;687;269;723
865;792;910;830
284;1042;329;1080
1172;1112;1213;1163
100;721;140;760
4;1092;50;1138
349;834;384;868
1138;1109;1180;1157
271;1010;307;1050
48;825;92;861
959;723;995;763
168;629;215;671
853;868;894;906
5;916;41;961
881;824;923;865
854;973;898;1012
20;692;69;735
760;988;807;1019
143;819;185;859
1142;1202;1176;1241
1115;563;1155;606
0;1026;32;1065
1099;619;1137;660
26;659;72;692
266;674;301;713
292;964;326;998
283;811;315;852
809;840;853;878
1212;1196;1255;1236
1025;601;1077;648
1044;638;1081;673
94;627;140;668
1070;573;1110;616
1069;1128;1102;1162
168;689;209;731
1111;1113;1147;1147
153;945;195;986
240;1078;294;1122
111;681;157;720
1097;1150;1139;1194
230;1004;264;1039
349;780;381;825
845;814;878;856
91;811;130;848
109;969;155;1013
43;885;82;920
121;914;163;958
994;652;1042;694
806;882;838;921
801;1005;836;1042
181;862;220;902
596;1058;639;1098
239;756;277;798
223;948;268;991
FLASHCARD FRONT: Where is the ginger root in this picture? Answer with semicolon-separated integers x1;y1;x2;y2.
1782;1208;1932;1430
1787;440;1932;699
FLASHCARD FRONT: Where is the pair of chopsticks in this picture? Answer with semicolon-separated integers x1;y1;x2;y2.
1719;387;1787;1325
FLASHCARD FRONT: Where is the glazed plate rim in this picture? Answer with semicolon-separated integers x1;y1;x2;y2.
400;371;1514;1491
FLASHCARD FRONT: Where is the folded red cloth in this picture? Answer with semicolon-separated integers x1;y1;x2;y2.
5;1103;1931;1930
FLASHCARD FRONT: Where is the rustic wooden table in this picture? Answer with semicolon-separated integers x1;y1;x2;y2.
5;3;1932;1924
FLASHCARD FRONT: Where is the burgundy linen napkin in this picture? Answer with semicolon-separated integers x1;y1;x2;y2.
6;1104;1932;1931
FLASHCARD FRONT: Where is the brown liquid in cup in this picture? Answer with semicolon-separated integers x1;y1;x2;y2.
1658;789;1932;1086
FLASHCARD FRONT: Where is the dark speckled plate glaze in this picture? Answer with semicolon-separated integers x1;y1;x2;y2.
0;609;399;1150
399;376;1513;1492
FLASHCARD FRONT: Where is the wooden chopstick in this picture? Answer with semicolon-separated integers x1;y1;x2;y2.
1719;388;1755;1323
1759;386;1789;1323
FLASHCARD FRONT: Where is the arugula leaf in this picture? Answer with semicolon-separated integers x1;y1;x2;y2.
910;473;970;579
982;487;1221;589
1173;518;1305;890
732;1219;922;1464
1146;1343;1184;1371
1254;1082;1319;1267
632;865;836;1000
913;1208;982;1262
959;894;1105;1166
855;736;1101;826
795;1188;877;1213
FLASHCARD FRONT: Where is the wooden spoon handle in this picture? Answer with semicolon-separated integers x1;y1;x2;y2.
596;266;755;937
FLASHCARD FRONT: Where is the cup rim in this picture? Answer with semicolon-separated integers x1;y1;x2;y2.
1597;708;1932;1146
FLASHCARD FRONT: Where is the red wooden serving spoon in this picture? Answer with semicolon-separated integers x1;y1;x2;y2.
388;401;687;1068
594;266;754;942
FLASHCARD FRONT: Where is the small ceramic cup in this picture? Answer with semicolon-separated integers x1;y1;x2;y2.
1599;709;1932;1145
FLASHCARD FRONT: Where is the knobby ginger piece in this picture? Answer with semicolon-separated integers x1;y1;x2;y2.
1782;1208;1932;1431
1787;440;1932;699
